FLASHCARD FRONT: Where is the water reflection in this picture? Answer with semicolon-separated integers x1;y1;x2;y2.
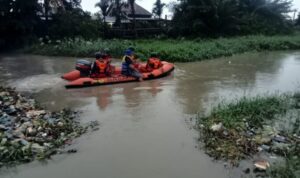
68;80;164;111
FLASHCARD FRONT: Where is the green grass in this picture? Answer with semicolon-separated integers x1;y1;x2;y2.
24;34;300;62
202;96;288;129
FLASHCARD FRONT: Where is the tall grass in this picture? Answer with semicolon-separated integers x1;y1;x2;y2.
25;34;300;62
202;96;288;129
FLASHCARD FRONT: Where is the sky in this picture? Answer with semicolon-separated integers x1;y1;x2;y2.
82;0;174;17
82;0;300;18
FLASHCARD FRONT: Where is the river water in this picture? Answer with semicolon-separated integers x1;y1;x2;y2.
1;51;300;178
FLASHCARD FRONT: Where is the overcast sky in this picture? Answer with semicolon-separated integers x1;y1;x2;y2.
82;0;300;17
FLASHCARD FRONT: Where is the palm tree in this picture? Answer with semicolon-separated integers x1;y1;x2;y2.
95;0;111;23
152;0;165;19
112;0;123;27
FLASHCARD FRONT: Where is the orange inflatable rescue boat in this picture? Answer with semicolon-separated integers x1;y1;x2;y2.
62;60;174;88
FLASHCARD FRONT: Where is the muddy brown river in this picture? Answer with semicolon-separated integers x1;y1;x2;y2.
1;51;300;178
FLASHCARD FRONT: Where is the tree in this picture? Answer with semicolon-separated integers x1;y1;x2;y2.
49;8;101;39
127;0;136;34
296;13;300;26
110;0;124;27
0;0;42;49
171;0;293;37
95;0;112;23
152;0;166;19
172;0;240;36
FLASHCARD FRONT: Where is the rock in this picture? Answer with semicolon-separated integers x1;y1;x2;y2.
42;133;48;137
0;124;7;131
254;160;270;171
258;144;271;152
273;135;287;143
211;123;223;132
19;139;29;146
26;110;46;118
57;122;64;127
26;127;37;136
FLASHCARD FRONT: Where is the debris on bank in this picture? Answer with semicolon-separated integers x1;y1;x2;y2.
197;94;300;175
0;87;99;167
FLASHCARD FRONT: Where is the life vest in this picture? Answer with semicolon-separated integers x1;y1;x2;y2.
95;60;108;74
121;55;133;75
147;57;162;70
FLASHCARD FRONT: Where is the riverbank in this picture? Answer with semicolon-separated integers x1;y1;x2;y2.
196;93;300;177
24;34;300;62
0;87;98;167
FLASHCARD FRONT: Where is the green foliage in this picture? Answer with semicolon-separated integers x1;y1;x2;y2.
48;9;102;40
0;0;41;50
171;0;293;37
25;34;300;62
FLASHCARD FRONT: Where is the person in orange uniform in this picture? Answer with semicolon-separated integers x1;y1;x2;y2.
91;52;113;78
140;53;162;72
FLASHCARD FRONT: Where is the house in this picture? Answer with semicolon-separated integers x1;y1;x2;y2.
105;2;168;38
105;2;155;27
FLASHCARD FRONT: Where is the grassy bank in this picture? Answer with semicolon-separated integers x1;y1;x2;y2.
24;34;300;62
197;93;300;176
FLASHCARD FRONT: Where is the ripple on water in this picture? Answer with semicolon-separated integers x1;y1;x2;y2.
9;74;65;93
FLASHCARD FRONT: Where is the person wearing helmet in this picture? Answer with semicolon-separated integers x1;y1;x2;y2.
121;48;143;81
91;52;113;78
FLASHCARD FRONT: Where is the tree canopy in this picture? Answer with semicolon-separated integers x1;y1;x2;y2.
0;0;101;50
171;0;293;37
